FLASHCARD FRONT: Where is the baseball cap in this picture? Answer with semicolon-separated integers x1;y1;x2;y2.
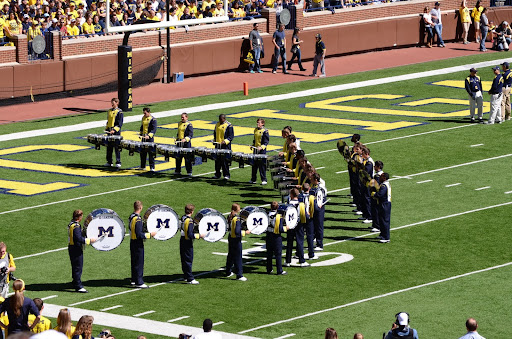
52;18;57;23
435;1;440;5
315;33;321;39
502;62;509;67
396;312;409;326
492;66;500;71
470;67;477;73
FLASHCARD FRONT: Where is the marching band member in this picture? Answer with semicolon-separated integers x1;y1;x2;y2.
105;98;123;168
266;201;289;275
249;118;269;185
370;161;384;233
225;203;250;281
285;188;309;267
374;172;392;243
180;204;203;284
139;107;157;172
300;183;317;260
348;134;360;206
67;210;96;293
175;113;194;176
0;242;15;301
360;147;374;224
310;172;326;251
351;142;363;216
283;143;297;170
129;201;157;289
279;126;292;156
213;114;234;180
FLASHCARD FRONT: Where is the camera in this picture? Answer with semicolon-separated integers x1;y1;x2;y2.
179;334;191;339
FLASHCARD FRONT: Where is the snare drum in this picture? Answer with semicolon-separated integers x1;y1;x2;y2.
141;142;157;155
120;140;142;156
243;153;255;166
231;152;245;168
83;208;125;251
194;147;208;162
276;204;298;229
205;148;218;161
181;148;196;160
102;135;123;147
143;204;179;241
217;149;232;161
87;134;104;150
193;208;227;242
240;206;268;235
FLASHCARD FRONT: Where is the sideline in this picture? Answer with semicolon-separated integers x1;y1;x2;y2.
0;58;506;143
238;261;512;334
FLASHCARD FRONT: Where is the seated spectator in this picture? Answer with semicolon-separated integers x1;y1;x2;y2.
71;315;94;339
195;8;203;18
110;13;122;27
92;14;104;35
1;4;10;18
125;7;135;24
146;9;159;21
54;308;75;339
459;318;486;339
5;12;22;38
384;312;419;339
66;18;79;38
245;0;259;17
188;0;198;16
493;21;511;51
21;14;30;34
134;5;143;20
212;2;224;16
192;319;221;339
202;0;215;10
180;7;193;20
98;328;111;338
47;17;59;31
325;328;338;339
229;1;245;19
176;0;186;17
28;298;50;333
68;3;78;19
81;14;94;35
202;5;212;17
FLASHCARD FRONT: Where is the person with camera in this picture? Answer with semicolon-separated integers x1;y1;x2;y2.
0;242;16;302
272;23;288;74
492;21;511;51
384;312;418;339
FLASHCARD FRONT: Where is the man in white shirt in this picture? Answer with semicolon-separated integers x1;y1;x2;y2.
459;318;486;339
192;319;222;339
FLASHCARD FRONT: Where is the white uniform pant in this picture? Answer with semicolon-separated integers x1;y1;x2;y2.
489;93;502;123
469;94;483;119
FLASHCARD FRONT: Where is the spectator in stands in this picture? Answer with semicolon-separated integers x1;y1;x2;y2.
188;0;198;16
459;0;471;44
169;7;180;23
459;318;485;339
213;1;224;16
192;319;221;339
5;12;22;38
430;1;444;47
422;6;433;48
21;14;30;34
288;27;306;71
54;308;75;339
353;333;363;339
311;0;323;10
47;18;58;32
384;312;419;339
202;0;215;11
82;15;94;36
66;18;79;38
181;7;193;20
325;328;338;339
28;298;51;333
471;0;483;43
110;13;122;27
245;0;260;18
92;15;104;35
71;315;94;339
27;19;42;53
176;1;186;17
229;1;245;19
479;7;488;51
97;0;107;22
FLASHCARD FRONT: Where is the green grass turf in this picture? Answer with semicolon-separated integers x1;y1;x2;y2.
1;51;512;338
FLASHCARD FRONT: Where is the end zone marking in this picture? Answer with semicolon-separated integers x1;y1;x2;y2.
475;186;490;191
168;316;190;322
416;180;432;184
101;305;123;312
445;183;461;187
470;144;484;147
133;310;155;317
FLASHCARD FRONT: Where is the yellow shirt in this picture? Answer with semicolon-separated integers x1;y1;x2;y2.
214;121;230;144
188;4;198;15
459;6;471;23
212;8;224;16
177;121;191;141
29;315;51;333
6;19;21;37
106;108;121;131
82;22;94;34
69;9;79;19
232;7;245;17
66;25;79;37
201;0;215;10
28;25;41;41
253;127;267;149
471;6;483;22
0;313;8;336
0;17;5;38
141;115;154;137
54;325;76;339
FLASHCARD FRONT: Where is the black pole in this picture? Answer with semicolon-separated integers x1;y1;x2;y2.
166;0;171;83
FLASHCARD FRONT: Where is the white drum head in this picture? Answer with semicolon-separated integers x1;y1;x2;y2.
316;187;326;208
85;209;125;251
284;206;298;229
144;205;179;241
243;209;268;235
197;211;227;243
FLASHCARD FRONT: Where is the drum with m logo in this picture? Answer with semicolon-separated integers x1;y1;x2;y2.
143;204;179;241
193;208;227;243
240;206;268;235
277;204;298;229
84;208;125;251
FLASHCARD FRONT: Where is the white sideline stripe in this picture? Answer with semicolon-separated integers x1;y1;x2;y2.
41;295;58;300
475;186;490;191
42;303;261;339
0;58;507;143
316;167;325;170
133;310;155;317
445;183;461;187
213;321;225;326
274;334;296;339
470;143;484;147
505;191;512;194
168;316;190;322
238;261;512;334
416;179;432;184
100;305;123;311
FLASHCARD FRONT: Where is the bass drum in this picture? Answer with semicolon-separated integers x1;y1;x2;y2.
84;208;125;251
314;186;327;208
193;208;227;243
276;204;298;229
143;204;179;241
240;206;268;235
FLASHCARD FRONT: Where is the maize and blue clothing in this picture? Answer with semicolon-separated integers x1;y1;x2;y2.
0;297;39;334
311;184;326;249
105;107;123;166
213;120;234;178
300;191;316;259
67;220;91;290
285;198;306;264
251;127;269;182
488;72;504;123
225;214;246;279
374;181;392;241
140;115;157;170
176;121;194;174
360;157;374;220
371;170;383;231
179;215;199;282
129;212;151;285
266;210;287;274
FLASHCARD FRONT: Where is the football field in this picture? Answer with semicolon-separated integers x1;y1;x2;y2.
1;52;512;339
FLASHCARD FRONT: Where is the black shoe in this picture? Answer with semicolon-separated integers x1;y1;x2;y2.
300;68;306;71
283;71;289;74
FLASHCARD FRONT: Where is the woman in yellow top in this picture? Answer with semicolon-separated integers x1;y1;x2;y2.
459;0;471;44
5;12;21;38
71;315;94;339
471;0;483;43
54;308;76;339
81;15;95;36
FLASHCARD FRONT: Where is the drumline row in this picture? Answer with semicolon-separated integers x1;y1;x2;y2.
86;133;268;168
83;203;302;251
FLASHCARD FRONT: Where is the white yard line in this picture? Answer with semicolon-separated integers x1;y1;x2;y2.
445;183;461;187
0;58;505;143
238;261;512;334
100;305;123;311
475;186;490;191
505;191;512;194
316;167;325;170
274;334;296;339
133;310;156;317
41;295;58;300
470;143;484;147
213;321;225;326
335;170;348;174
416;179;432;184
168;316;190;322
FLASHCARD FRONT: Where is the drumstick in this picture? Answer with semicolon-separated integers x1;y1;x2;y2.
204;231;212;239
97;233;107;241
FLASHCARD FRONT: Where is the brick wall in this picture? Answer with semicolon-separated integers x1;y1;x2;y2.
0;46;16;64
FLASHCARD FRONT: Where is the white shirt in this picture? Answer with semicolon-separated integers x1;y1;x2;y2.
459;331;486;339
193;332;222;339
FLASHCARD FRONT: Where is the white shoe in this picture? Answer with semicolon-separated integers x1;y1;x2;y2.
224;176;230;180
278;271;287;275
188;279;199;285
226;272;234;278
135;283;149;289
309;255;319;260
362;219;372;224
350;203;357;207
237;276;247;281
149;168;155;172
115;163;121;168
187;173;193;177
319;74;326;77
248;180;256;184
284;263;291;267
130;282;135;285
104;163;112;167
355;211;363;215
261;181;267;185
379;239;390;243
314;247;323;251
300;262;310;267
371;228;380;232
77;288;88;293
